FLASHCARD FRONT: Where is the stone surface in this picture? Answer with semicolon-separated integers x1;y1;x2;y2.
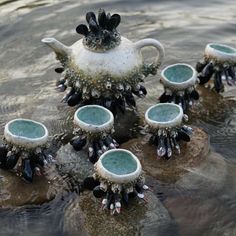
121;127;210;182
64;190;178;236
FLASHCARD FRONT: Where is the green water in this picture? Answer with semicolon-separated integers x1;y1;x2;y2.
101;151;137;175
210;44;236;54
77;107;111;126
164;65;193;83
147;104;180;123
8;120;45;139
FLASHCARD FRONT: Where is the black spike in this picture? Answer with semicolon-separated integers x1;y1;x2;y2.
89;18;99;34
122;191;129;205
198;62;214;85
196;61;207;73
98;9;107;28
190;89;199;100
139;85;147;95
4;153;19;169
177;130;190;142
83;177;100;190
159;92;172;103
70;136;87;151
227;66;236;81
125;92;136;107
224;68;233;86
93;185;106;198
22;159;33;183
107;14;121;30
0;145;8;168
86;12;97;24
214;70;224;93
55;68;64;73
76;24;89;36
67;92;82;107
116;97;125;113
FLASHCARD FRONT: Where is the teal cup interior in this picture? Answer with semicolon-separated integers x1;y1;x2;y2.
163;64;194;83
76;106;111;126
147;103;181;123
101;150;138;175
209;43;236;54
8;119;46;139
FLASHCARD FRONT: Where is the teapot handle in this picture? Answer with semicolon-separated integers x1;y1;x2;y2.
134;38;165;68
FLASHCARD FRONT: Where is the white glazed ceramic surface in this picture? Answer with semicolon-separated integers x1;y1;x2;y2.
95;149;142;184
160;63;197;90
74;105;114;133
145;103;183;129
42;36;165;78
205;43;236;63
4;118;49;148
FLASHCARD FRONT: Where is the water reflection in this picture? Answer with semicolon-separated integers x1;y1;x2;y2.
0;0;236;235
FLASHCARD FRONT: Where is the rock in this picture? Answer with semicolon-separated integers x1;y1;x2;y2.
121;127;209;183
56;144;94;181
63;191;178;236
0;164;66;207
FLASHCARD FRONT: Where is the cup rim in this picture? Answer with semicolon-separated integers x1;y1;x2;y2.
74;105;114;133
95;149;142;184
205;43;236;62
145;103;183;129
160;63;197;90
4;118;49;148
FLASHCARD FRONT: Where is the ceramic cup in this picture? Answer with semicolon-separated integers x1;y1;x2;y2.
82;149;148;214
1;118;51;183
196;43;236;92
71;105;119;163
145;103;193;160
159;63;199;112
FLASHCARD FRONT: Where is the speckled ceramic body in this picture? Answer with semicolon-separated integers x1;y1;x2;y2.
4;118;48;149
145;103;183;129
160;63;197;90
42;36;165;79
205;43;236;63
74;105;114;133
95;149;142;184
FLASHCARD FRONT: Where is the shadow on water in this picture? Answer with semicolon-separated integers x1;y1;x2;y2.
0;0;236;235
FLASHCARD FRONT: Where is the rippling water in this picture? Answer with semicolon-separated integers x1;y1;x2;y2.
0;0;236;235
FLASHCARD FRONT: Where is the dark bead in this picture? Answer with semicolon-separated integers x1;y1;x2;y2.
22;159;33;183
190;89;199;100
196;61;207;73
199;62;214;85
0;145;8;168
93;186;106;198
55;68;64;73
214;71;224;93
125;92;136;107
98;9;107;28
86;12;97;24
177;130;191;142
89;18;99;34
5;153;19;169
76;24;89;36
159;92;172;103
106;14;121;30
67;92;82;106
70;137;87;151
83;177;100;190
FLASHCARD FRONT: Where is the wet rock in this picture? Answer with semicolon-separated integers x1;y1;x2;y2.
121;127;209;183
63;191;179;236
0;165;65;207
56;144;94;181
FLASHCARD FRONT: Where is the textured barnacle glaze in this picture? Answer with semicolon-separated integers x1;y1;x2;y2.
42;9;164;113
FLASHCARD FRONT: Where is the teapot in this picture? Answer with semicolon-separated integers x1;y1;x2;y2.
42;9;165;114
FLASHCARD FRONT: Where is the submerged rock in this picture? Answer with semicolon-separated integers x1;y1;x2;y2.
121;127;209;183
64;191;179;236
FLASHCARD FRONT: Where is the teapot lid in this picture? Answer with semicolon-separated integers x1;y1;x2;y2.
76;9;121;51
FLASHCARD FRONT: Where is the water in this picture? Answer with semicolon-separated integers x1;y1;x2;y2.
0;0;236;235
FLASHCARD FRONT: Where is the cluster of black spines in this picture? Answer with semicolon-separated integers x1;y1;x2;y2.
81;176;149;214
196;59;236;93
55;67;147;116
149;125;193;160
0;143;53;183
76;9;121;51
70;130;119;163
158;87;199;113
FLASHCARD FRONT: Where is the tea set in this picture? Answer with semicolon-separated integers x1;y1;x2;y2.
0;9;235;214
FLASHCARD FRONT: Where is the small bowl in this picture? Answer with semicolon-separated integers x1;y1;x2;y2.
4;118;48;149
74;105;114;133
161;63;197;90
95;149;142;184
145;103;183;129
205;43;236;63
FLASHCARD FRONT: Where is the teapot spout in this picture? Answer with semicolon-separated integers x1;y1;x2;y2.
41;37;71;57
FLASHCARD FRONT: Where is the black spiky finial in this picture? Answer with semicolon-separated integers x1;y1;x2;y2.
76;9;121;51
